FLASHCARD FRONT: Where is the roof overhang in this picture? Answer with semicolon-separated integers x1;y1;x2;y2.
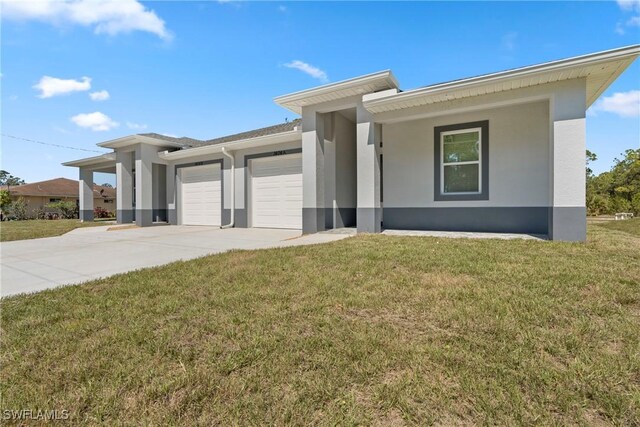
364;45;640;114
62;153;116;168
274;70;399;114
158;129;301;161
97;134;187;149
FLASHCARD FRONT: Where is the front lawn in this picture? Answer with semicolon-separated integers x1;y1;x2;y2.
1;223;639;424
0;219;109;242
598;217;640;237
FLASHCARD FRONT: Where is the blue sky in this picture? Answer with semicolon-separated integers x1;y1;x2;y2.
1;0;639;186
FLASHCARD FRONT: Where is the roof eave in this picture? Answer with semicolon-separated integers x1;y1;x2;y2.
97;135;187;149
364;44;640;112
158;129;302;161
62;153;116;168
274;70;400;114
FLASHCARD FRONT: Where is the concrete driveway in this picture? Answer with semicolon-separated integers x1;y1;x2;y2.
1;226;349;297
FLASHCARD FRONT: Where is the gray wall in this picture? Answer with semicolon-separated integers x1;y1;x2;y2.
333;111;357;227
166;139;302;227
382;100;551;234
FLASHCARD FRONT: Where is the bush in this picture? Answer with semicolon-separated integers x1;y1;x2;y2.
93;206;114;219
610;196;631;214
46;201;78;219
632;193;640;216
33;207;46;220
8;197;29;220
587;194;611;216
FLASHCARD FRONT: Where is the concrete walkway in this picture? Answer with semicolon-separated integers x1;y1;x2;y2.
0;226;349;297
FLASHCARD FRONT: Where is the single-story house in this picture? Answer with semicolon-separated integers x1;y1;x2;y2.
64;45;639;241
6;177;116;216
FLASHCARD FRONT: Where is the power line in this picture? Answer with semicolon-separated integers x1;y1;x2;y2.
1;133;107;154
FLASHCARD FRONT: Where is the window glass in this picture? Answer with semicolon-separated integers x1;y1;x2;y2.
443;164;479;193
443;131;479;163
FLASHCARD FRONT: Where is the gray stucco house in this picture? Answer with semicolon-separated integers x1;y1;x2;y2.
64;45;639;241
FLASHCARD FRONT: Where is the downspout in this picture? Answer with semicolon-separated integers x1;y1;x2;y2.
221;147;235;228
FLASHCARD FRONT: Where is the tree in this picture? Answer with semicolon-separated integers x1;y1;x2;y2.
8;197;29;220
0;189;11;220
100;183;113;188
585;149;640;215
0;170;26;190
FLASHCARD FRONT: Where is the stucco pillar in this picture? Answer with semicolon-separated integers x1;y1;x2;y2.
323;113;336;229
135;143;155;227
302;108;325;233
78;167;94;222
549;79;587;241
356;103;382;233
166;163;177;225
116;150;134;224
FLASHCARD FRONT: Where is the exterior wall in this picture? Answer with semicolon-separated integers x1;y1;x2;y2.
333;112;357;227
166;139;302;227
383;100;551;234
322;111;357;229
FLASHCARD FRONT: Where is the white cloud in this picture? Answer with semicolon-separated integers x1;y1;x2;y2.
589;90;640;118
278;5;287;13
33;76;91;98
89;90;110;101
71;112;119;131
616;0;640;33
283;60;328;83
1;0;172;40
501;31;518;51
126;122;147;130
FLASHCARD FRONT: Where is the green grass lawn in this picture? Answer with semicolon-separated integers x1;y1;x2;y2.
0;219;110;242
1;223;639;425
598;217;640;237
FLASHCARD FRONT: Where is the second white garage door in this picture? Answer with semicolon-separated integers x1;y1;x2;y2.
251;154;302;229
180;164;222;226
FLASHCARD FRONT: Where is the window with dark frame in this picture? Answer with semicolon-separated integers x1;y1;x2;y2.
434;120;489;201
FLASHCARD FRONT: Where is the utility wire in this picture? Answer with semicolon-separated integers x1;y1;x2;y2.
1;133;107;154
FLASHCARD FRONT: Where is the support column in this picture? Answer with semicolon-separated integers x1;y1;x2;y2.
302;108;325;234
135;143;155;227
116;150;134;224
356;103;381;233
549;80;587;241
166;163;177;225
78;167;94;222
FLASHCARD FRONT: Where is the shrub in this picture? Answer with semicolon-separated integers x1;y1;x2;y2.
93;206;114;219
610;196;631;214
9;197;29;220
46;201;78;219
632;193;640;216
587;194;611;216
33;207;46;220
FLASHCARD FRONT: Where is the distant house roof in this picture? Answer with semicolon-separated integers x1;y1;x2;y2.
7;178;115;199
139;118;302;149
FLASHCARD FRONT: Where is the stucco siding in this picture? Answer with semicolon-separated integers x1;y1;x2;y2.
383;100;550;209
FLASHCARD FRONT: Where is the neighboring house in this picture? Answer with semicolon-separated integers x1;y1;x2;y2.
7;178;116;216
64;46;639;241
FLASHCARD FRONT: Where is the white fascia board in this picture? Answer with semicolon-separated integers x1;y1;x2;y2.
62;153;116;168
158;129;302;161
364;45;640;111
274;70;399;113
97;135;186;149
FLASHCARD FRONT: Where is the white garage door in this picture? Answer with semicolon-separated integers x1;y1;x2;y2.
251;154;302;229
180;164;222;226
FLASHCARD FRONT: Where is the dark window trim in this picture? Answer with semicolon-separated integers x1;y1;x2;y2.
434;120;489;201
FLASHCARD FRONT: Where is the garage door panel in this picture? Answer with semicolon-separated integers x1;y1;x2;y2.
180;164;222;226
251;154;302;229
